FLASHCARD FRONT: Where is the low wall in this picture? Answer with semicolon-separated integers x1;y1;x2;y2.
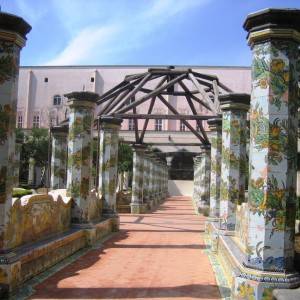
4;190;71;250
168;180;193;196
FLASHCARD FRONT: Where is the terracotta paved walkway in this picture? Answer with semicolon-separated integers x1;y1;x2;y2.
31;196;221;300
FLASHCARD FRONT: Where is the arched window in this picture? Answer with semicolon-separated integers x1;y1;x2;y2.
53;95;62;106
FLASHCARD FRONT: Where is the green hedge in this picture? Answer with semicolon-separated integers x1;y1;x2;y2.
13;188;33;198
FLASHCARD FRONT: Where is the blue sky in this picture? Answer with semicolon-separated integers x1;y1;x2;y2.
2;0;300;66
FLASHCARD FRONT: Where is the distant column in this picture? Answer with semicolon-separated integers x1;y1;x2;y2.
50;125;68;189
98;116;122;216
198;145;211;212
13;139;22;187
28;157;35;186
143;153;150;203
65;91;99;223
131;144;147;213
193;156;201;211
219;93;249;231
208;117;222;218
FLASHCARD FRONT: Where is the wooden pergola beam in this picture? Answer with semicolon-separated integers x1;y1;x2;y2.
157;94;206;144
120;140;203;146
114;73;187;114
114;114;214;120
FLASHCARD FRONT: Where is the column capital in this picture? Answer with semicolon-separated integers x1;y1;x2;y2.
65;91;99;108
200;144;211;152
99;116;123;126
219;93;250;112
51;125;68;136
207;117;222;131
0;12;31;47
132;144;147;153
243;8;300;46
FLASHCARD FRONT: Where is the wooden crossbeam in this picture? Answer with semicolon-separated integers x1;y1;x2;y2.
114;73;187;114
121;140;203;146
114;114;214;120
109;73;152;114
178;81;212;112
139;76;168;143
188;73;216;113
157;94;206;144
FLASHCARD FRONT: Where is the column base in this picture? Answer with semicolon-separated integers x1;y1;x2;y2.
130;203;148;214
197;201;210;216
205;223;300;299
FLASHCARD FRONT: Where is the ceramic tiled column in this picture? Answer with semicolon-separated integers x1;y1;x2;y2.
147;154;154;206
208;118;222;218
0;12;31;291
131;144;147;213
219;93;249;231
98;116;122;216
13;139;22;187
50;125;68;189
153;160;159;204
231;9;300;299
143;153;150;203
198;145;211;212
65;91;99;223
28;157;35;186
193;156;201;210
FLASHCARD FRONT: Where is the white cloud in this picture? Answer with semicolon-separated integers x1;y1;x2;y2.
46;25;120;65
45;0;211;65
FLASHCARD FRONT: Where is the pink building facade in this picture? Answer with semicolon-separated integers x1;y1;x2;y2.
17;65;251;132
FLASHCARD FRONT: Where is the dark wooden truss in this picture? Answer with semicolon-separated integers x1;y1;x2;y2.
97;67;232;145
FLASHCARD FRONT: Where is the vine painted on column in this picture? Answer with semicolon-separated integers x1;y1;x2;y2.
223;115;247;145
67;144;91;169
0;41;19;84
0;104;15;145
236;282;255;300
252;40;299;114
250;103;292;166
248;174;291;234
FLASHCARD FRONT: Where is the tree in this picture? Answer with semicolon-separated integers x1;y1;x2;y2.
118;141;133;190
17;128;50;186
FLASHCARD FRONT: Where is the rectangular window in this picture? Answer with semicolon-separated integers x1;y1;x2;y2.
180;120;186;132
128;118;135;131
33;115;40;128
17;114;23;128
155;119;163;131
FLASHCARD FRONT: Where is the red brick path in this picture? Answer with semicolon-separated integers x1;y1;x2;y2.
31;196;220;300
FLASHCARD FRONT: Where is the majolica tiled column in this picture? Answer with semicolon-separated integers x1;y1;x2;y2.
143;153;150;204
208;117;222;218
147;154;154;206
193;156;201;210
219;93;249;231
232;9;300;299
131;144;147;213
13;139;22;187
28;157;35;186
0;12;31;291
65;91;99;223
153;160;159;204
198;145;211;212
50;125;68;189
98;116;122;216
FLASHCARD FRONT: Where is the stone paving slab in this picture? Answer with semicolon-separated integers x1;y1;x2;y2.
28;196;221;300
